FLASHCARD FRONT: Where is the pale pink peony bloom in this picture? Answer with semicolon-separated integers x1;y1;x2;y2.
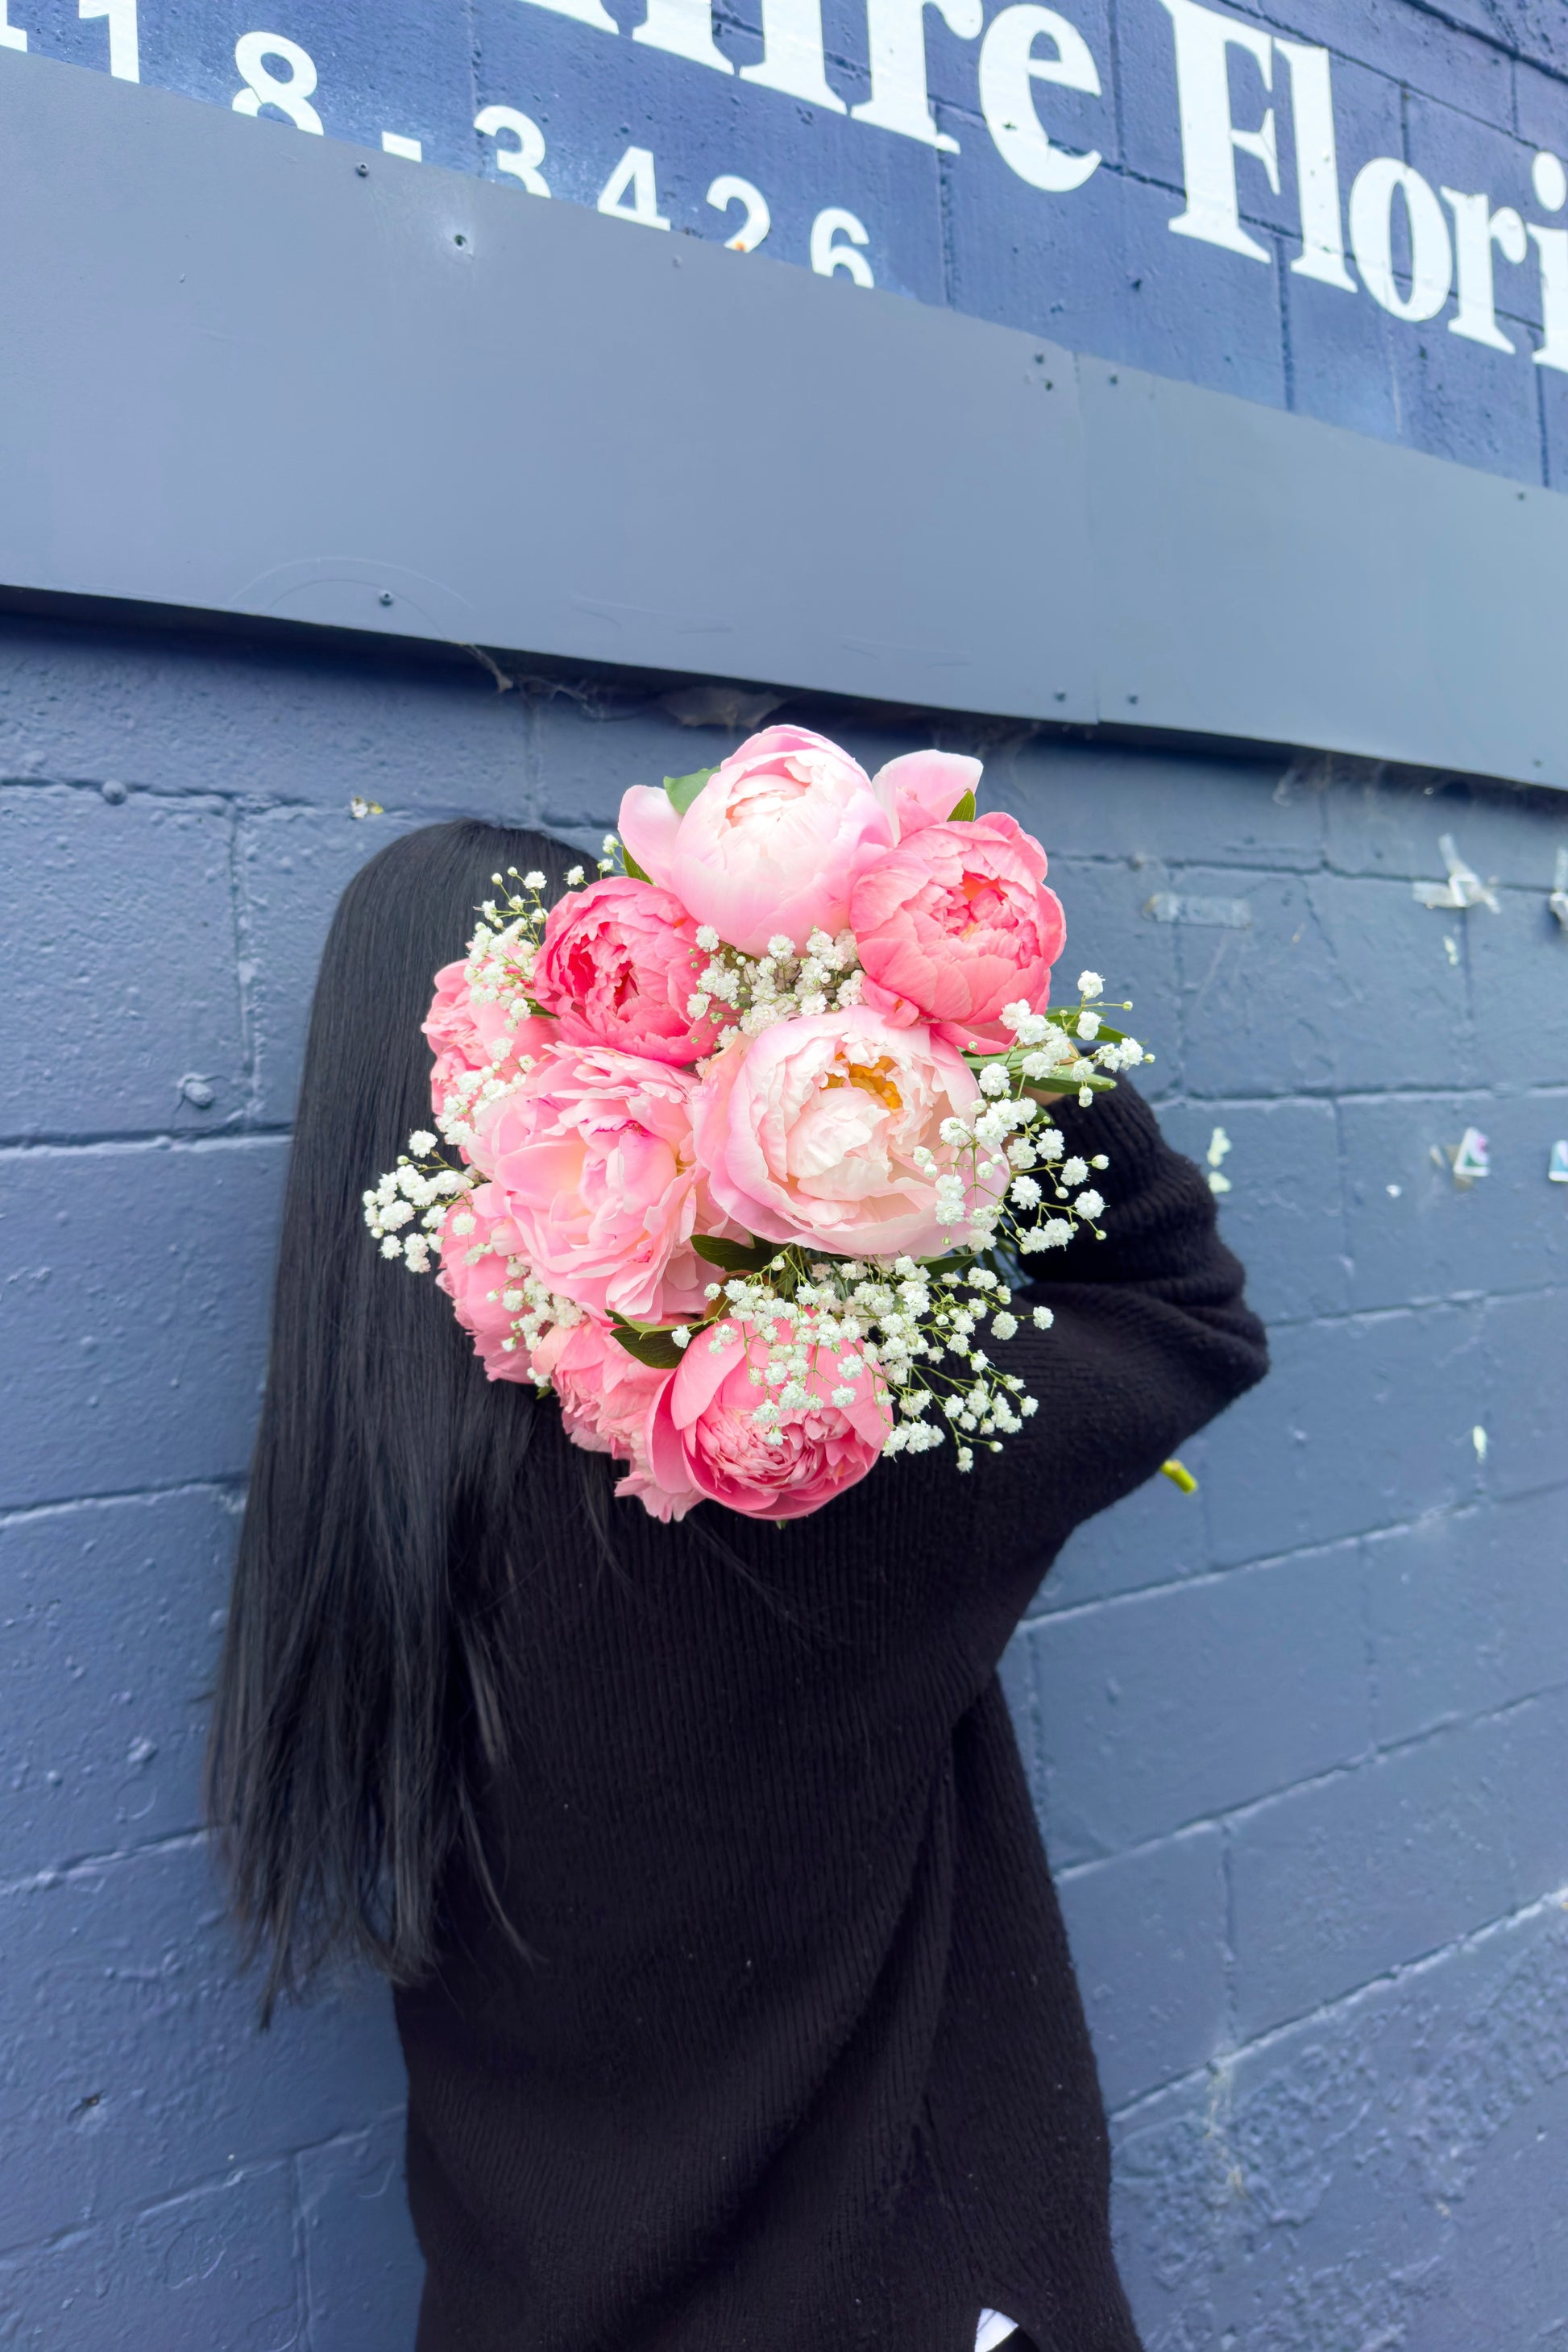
617;724;895;956
471;1042;732;1325
871;749;983;840
435;1183;534;1383
647;1322;891;1522
423;960;558;1113
692;1006;1002;1259
531;877;721;1065
849;812;1067;1052
531;1315;697;1522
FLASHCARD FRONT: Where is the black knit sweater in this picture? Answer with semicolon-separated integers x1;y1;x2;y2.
394;1081;1268;2352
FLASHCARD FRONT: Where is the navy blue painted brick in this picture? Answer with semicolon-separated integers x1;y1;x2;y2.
1367;1491;1568;1746
1056;1826;1228;2108
0;2159;300;2352
1202;1304;1483;1566
990;740;1325;873
300;2109;424;2350
1156;1094;1350;1325
0;1138;284;1511
1238;0;1516;131
1340;1089;1568;1313
0;1487;235;1881
1318;765;1565;886
1114;1902;1568;2348
1019;1541;1367;1861
0;1840;404;2254
1227;1699;1568;2035
0;784;246;1143
1025;1455;1213;1616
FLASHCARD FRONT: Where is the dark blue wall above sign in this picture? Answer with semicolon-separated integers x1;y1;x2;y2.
3;0;1568;489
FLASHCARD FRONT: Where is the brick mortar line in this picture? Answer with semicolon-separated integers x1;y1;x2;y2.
1106;1875;1568;2129
0;1475;241;1528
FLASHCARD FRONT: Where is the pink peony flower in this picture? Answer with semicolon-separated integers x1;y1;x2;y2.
692;1007;1002;1259
435;1183;533;1383
617;724;895;956
471;1042;733;1324
530;877;721;1064
849;812;1067;1052
531;1314;698;1522
647;1322;891;1522
423;960;558;1114
871;749;983;840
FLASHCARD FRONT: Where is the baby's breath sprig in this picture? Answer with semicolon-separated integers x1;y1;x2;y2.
362;1133;475;1273
685;926;865;1047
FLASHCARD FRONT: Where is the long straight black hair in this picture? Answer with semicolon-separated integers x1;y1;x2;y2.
206;819;572;2019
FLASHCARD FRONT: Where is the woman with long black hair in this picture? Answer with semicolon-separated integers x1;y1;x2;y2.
207;815;1267;2352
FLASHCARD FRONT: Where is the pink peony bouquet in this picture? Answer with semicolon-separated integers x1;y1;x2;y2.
366;727;1147;1524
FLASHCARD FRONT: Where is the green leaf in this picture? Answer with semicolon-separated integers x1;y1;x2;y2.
1023;1072;1117;1097
664;765;717;815
621;848;651;884
691;1232;777;1273
608;1322;687;1371
946;789;977;822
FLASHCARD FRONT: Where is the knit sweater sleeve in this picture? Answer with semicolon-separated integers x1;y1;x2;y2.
959;1079;1269;1595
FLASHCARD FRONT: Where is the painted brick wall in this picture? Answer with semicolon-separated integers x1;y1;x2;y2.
2;613;1566;2347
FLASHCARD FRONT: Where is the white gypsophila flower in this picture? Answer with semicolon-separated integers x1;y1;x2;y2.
767;933;793;958
524;870;545;890
1038;1130;1064;1162
1092;1155;1110;1171
1076;970;1103;998
1010;1176;1043;1208
1031;1305;1054;1330
566;865;586;886
978;1064;1010;1097
695;925;720;952
939;1117;971;1147
1061;1157;1089;1188
1079;1087;1093;1107
1076;1012;1101;1041
1076;1188;1105;1220
408;1130;436;1155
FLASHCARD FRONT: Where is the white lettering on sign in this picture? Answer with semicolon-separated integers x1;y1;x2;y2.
1441;187;1527;352
598;144;671;229
0;3;23;53
233;32;323;133
634;0;732;75
475;105;551;196
811;205;873;283
707;174;771;251
1275;38;1352;290
1155;0;1277;263
70;0;1568;413
81;0;137;81
851;0;982;152
978;6;1101;195
1350;160;1451;322
740;0;845;110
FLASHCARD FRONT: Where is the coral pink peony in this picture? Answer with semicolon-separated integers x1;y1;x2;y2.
423;960;558;1113
435;1183;533;1383
849;813;1066;1052
647;1322;890;1522
617;724;894;956
692;1007;1002;1259
530;877;722;1064
871;749;983;840
471;1042;734;1324
531;1315;697;1522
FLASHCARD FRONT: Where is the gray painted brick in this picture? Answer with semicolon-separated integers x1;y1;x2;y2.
0;1137;284;1510
1019;1544;1367;1862
993;741;1325;875
1026;1457;1213;1616
0;1839;405;2253
1367;1491;1568;1746
1057;1827;1228;2109
0;1487;236;1878
1204;1305;1483;1567
300;2110;423;2352
1228;1703;1568;2035
0;783;245;1142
